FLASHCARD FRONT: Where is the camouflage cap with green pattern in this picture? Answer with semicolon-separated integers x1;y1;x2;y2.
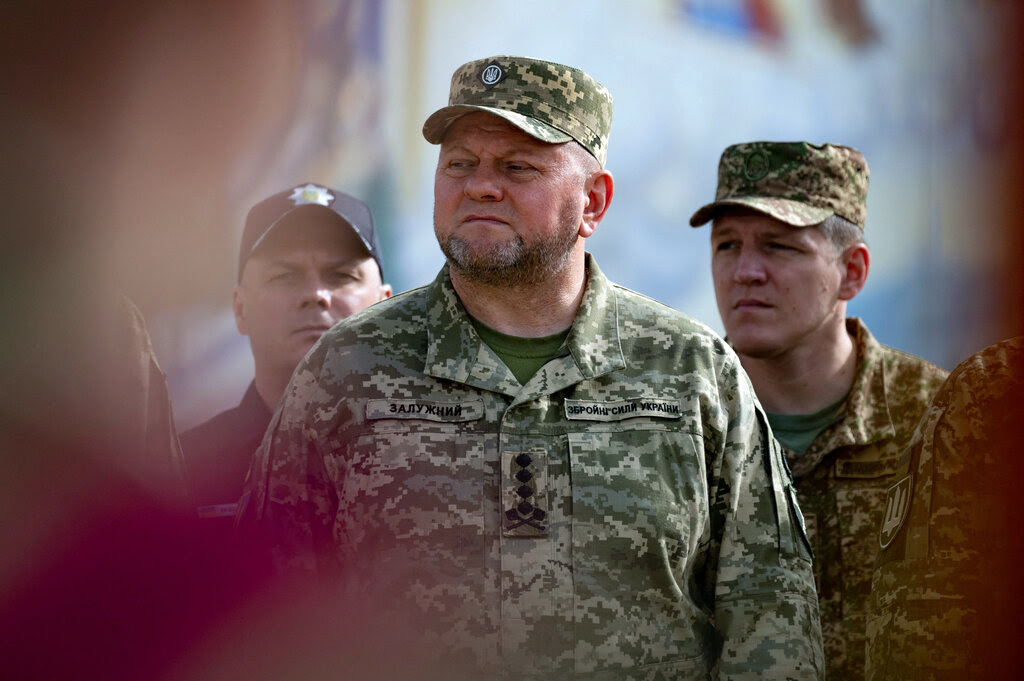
422;55;614;166
689;141;870;229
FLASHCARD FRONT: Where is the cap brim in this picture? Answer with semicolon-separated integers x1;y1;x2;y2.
423;105;573;146
244;206;379;277
689;197;834;228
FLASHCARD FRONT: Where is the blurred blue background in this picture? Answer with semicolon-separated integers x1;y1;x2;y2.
149;0;1021;429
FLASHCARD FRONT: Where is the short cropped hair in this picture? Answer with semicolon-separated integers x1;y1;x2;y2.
817;214;865;253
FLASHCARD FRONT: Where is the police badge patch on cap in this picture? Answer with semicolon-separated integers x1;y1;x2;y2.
480;61;505;88
879;474;912;548
289;183;334;207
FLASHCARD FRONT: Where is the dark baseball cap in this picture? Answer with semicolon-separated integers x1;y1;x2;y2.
422;55;614;167
238;183;383;282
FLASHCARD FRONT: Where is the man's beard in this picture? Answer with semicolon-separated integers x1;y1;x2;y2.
436;205;580;288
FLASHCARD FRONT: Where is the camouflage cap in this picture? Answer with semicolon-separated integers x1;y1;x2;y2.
689;141;870;229
422;55;614;166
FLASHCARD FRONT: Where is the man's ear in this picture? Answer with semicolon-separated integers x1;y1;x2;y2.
838;242;870;301
579;169;613;239
232;285;249;335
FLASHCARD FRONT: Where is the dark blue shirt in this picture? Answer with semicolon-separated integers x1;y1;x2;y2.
180;381;271;538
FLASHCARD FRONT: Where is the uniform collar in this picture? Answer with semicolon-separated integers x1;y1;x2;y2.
423;253;625;398
240;380;273;421
789;318;897;475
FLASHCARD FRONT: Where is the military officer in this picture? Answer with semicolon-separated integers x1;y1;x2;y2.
690;141;949;679
239;56;824;680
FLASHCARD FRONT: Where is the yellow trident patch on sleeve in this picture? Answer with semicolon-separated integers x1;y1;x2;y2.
879;474;913;548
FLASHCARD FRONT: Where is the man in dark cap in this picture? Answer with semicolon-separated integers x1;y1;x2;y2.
690;142;948;680
238;57;824;679
181;183;390;535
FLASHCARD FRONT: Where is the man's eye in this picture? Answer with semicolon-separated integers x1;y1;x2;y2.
328;272;356;285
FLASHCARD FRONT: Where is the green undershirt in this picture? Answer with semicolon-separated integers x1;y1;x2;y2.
470;317;571;385
767;391;849;456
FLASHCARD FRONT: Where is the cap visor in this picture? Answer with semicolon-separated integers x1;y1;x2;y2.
249;205;372;261
423;105;573;146
689;198;834;228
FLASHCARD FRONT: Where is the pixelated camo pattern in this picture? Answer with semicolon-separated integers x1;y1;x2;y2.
866;337;1024;680
239;255;824;679
422;55;614;166
782;319;947;681
689;141;869;229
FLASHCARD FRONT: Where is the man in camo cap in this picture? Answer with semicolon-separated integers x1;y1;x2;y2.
239;60;823;679
690;141;948;680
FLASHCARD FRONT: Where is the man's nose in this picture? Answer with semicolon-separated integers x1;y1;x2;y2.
734;249;768;284
301;281;332;309
464;164;503;201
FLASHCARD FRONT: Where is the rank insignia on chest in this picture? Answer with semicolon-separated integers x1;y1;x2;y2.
879;474;912;548
503;451;547;537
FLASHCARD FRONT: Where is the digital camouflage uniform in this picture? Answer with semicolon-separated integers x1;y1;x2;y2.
866;337;1024;680
787;318;946;679
690;142;948;679
238;256;824;680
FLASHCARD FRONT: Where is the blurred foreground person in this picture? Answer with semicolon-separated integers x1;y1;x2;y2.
239;55;824;679
1;3;465;677
866;337;1024;680
690;141;947;679
0;3;367;680
181;184;390;537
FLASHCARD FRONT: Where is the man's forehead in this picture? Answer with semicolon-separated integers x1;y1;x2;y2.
251;246;372;265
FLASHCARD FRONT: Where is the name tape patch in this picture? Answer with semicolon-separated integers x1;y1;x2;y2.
565;398;682;422
367;398;484;422
197;503;238;520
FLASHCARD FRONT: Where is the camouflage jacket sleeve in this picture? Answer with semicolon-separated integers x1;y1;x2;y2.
705;347;824;680
866;336;1024;680
234;355;341;574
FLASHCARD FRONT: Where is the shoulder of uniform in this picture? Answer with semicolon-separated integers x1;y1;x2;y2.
323;283;432;341
610;283;725;340
876;342;949;386
940;336;1024;410
852;319;948;387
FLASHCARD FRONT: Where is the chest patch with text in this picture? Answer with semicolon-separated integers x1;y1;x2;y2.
564;398;682;421
366;399;484;422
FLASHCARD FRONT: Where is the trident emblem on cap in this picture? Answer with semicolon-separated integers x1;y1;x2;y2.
480;63;503;87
